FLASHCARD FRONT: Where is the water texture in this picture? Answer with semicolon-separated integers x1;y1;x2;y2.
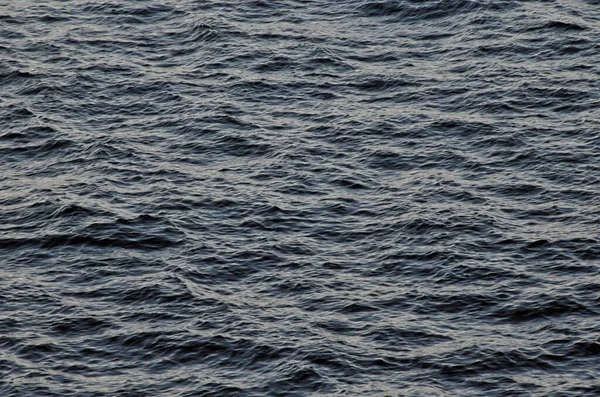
1;1;599;395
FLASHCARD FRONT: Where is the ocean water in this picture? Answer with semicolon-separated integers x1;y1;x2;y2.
1;1;599;395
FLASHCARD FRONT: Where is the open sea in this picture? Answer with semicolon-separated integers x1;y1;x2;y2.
1;1;599;395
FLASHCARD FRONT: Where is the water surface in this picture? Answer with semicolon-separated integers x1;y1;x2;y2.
1;1;599;395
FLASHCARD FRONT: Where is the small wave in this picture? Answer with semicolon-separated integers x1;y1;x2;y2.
356;0;518;20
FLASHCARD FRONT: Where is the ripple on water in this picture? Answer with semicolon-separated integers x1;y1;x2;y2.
0;0;599;395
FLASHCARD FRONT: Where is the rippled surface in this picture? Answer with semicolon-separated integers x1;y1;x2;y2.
1;1;599;395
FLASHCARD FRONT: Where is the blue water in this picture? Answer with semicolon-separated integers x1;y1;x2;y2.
1;1;599;395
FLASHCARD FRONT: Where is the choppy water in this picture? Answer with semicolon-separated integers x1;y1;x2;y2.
1;1;599;395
